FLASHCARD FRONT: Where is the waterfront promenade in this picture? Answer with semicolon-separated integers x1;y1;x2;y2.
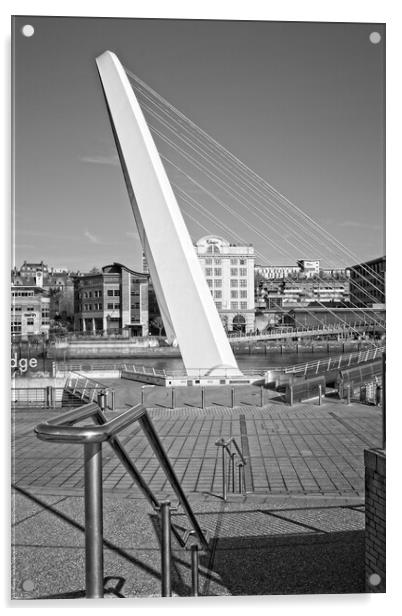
11;384;382;599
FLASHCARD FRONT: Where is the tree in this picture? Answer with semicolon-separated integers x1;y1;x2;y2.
89;266;101;274
150;316;165;336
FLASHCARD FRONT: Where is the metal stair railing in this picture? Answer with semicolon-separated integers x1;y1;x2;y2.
34;400;208;599
215;437;247;501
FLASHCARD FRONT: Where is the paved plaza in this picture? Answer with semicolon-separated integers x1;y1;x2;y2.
11;382;383;599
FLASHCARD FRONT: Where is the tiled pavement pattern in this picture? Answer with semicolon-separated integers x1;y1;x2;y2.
12;398;382;498
11;391;378;598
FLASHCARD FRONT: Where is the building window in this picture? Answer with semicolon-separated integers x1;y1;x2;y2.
240;302;248;309
239;258;246;265
114;290;120;296
107;290;113;296
205;268;212;276
230;258;238;265
231;290;238;298
206;279;213;288
26;319;35;326
26;306;35;311
230;302;239;310
239;268;247;276
214;268;222;276
214;290;222;299
240;290;247;298
207;245;220;254
215;302;222;310
240;279;247;288
107;303;113;310
214;258;221;265
205;258;212;265
231;280;239;288
114;303;120;309
214;279;222;287
230;268;238;276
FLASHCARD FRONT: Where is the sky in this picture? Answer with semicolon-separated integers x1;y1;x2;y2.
12;16;385;272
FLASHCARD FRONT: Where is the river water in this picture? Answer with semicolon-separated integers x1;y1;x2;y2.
60;351;334;372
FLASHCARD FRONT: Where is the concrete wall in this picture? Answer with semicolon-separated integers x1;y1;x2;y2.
365;448;386;592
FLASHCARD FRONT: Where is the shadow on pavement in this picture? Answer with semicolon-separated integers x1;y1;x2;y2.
201;530;365;595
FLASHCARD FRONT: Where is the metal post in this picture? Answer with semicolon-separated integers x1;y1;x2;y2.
231;387;235;408
318;385;322;406
238;463;243;493
171;388;176;409
346;383;351;405
201;388;205;409
191;544;199;597
84;442;104;598
141;387;145;405
382;352;386;450
260;386;263;407
221;446;227;501
231;453;236;492
160;501;172;597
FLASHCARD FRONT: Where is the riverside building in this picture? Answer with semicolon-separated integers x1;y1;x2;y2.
347;256;385;307
195;236;255;333
11;285;50;339
73;263;149;336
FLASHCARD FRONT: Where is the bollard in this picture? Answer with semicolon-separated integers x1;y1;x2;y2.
346;384;351;405
260;386;264;407
231;387;235;408
191;544;199;596
97;391;106;412
110;389;115;411
376;385;382;407
84;442;104;598
160;501;172;597
289;385;294;407
201;388;205;409
318;385;322;406
141;387;145;405
171;388;176;409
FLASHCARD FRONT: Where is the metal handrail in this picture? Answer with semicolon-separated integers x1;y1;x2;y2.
34;401;208;598
35;402;208;548
215;437;247;500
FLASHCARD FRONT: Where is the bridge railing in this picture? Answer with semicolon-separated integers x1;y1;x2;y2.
283;345;385;376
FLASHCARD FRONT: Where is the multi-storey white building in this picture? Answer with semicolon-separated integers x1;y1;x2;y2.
195;236;255;333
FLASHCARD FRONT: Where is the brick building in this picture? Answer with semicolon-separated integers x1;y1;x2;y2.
73;263;149;336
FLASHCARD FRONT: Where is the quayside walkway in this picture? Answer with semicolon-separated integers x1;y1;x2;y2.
11;392;382;598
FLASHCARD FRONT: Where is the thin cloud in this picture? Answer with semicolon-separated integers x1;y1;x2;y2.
338;220;381;230
79;154;119;166
84;231;100;244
